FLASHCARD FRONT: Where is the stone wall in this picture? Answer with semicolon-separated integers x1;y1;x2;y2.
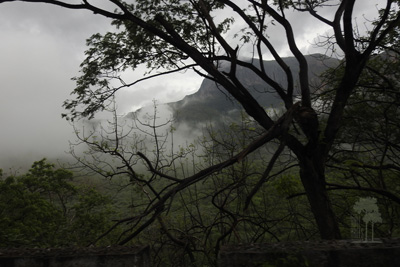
218;239;400;267
0;246;150;267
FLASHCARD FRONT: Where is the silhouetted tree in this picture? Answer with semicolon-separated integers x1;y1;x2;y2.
2;0;400;240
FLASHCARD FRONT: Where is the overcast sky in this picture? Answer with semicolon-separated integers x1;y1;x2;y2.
0;1;383;171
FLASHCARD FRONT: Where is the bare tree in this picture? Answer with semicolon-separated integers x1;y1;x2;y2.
70;105;312;265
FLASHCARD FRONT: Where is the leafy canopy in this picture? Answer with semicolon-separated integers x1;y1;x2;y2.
0;159;115;247
63;0;232;120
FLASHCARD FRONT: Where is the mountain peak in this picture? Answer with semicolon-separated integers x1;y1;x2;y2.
168;54;338;126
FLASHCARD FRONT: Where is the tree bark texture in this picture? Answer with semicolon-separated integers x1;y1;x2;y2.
298;155;342;239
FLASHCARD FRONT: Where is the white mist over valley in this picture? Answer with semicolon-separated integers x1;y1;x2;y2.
0;1;382;173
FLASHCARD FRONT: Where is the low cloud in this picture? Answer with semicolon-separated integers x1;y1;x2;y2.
0;1;385;171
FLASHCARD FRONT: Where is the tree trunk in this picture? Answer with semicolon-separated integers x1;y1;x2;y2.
298;155;342;240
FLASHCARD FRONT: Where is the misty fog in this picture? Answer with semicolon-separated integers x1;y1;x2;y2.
0;1;381;174
0;3;201;173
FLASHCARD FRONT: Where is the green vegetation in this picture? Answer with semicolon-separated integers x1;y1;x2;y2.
0;159;116;247
1;0;400;266
1;98;399;265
